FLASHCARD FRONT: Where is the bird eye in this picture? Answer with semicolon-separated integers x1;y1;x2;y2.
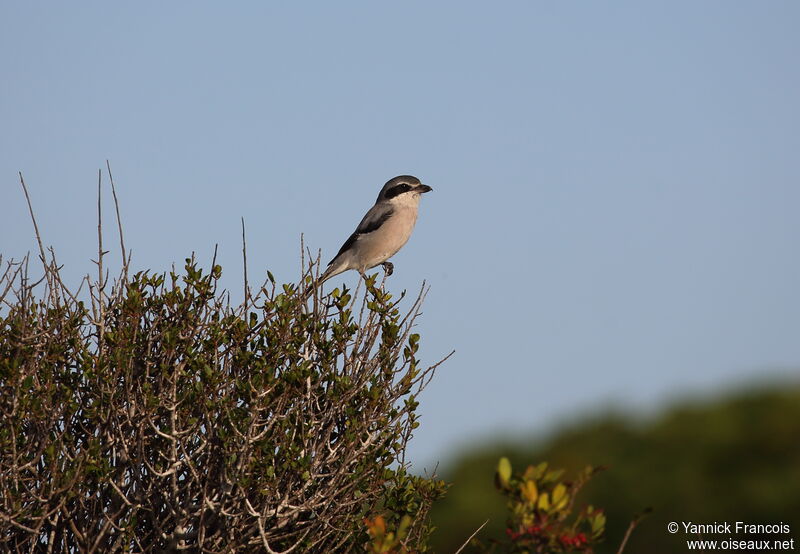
385;183;411;199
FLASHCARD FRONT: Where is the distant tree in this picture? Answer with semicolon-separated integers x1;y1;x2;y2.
430;387;800;553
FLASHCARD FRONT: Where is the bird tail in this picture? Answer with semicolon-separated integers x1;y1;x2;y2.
301;260;346;301
317;263;337;284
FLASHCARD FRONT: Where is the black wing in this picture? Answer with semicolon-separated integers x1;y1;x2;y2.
327;205;394;265
355;205;394;235
329;232;360;264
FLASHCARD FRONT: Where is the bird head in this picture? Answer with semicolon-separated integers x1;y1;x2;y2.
376;175;433;204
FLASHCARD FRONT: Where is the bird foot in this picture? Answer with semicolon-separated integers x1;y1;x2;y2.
381;261;394;276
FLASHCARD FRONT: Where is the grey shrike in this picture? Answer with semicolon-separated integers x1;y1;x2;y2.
316;175;432;287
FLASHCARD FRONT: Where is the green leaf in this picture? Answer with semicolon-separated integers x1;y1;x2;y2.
496;457;512;489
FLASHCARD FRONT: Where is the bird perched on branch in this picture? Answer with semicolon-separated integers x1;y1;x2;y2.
312;175;432;291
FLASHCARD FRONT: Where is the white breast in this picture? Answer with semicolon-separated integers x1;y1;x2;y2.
356;205;419;269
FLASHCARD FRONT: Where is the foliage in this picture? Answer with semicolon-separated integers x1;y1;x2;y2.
491;459;606;553
430;385;800;553
364;514;413;554
0;243;448;552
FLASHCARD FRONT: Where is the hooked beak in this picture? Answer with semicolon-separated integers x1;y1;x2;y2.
417;184;433;193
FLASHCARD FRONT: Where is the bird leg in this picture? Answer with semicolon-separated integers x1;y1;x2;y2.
381;261;394;276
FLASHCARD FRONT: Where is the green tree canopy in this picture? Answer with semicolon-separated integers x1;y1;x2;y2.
432;383;800;553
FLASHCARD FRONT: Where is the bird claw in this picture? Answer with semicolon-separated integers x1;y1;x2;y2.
382;262;394;276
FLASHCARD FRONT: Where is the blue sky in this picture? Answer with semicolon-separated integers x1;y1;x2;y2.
2;2;799;469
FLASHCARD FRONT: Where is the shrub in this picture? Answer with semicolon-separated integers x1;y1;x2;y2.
0;220;447;551
492;459;606;553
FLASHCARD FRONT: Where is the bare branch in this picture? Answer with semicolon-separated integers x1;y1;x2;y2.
454;519;489;554
242;217;250;309
106;160;128;278
17;172;54;295
617;507;653;554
